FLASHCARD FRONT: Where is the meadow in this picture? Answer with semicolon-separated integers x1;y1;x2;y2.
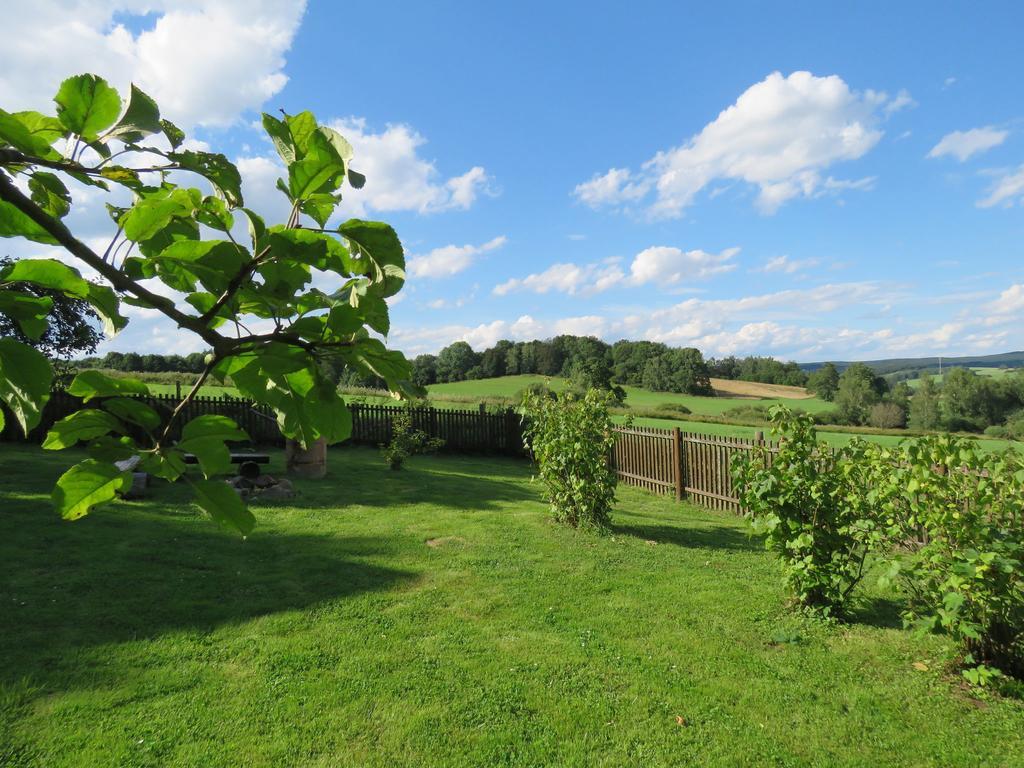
2;445;1022;767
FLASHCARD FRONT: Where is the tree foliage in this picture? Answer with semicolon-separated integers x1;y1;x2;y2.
0;74;414;533
0;255;103;367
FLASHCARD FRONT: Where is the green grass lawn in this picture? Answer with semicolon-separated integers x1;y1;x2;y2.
2;445;1022;766
146;382;241;398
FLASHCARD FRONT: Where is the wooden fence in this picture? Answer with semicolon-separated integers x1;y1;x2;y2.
611;425;779;513
1;391;525;456
4;390;768;510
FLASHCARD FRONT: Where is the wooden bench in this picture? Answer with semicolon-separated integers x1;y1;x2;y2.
182;453;270;465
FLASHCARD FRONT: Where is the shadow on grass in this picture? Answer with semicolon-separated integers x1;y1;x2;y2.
289;448;540;511
846;596;906;629
0;494;415;694
612;522;762;552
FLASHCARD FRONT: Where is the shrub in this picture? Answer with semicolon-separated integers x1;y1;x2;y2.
984;425;1008;439
655;402;692;415
732;406;883;617
380;408;444;470
874;436;1024;682
722;404;771;423
867;401;907;429
522;388;617;531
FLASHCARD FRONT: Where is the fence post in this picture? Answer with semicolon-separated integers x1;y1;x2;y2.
754;430;764;445
175;381;182;399
671;426;683;501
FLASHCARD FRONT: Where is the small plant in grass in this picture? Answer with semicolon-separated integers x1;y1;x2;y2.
732;405;883;618
380;407;443;470
873;435;1024;683
522;388;617;531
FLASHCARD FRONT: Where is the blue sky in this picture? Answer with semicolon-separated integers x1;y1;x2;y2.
3;1;1023;361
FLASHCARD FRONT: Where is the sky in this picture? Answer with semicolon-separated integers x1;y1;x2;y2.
2;0;1023;362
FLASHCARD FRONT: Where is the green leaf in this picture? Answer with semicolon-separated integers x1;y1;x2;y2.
0;338;52;434
28;172;71;218
0;109;61;159
169;150;243;207
102;84;161;143
52;459;130;521
261;113;296;164
178;436;232;478
0;291;52;339
347;168;366;189
67;370;149;401
101;397;161;431
85;282;128;336
99;165;143;189
288;131;346;201
54;74;121;140
190;478;256;535
0;201;58;244
120;188;196;242
160;118;185;149
0;258;126;335
180;414;248;443
43;409;123;450
339;219;406;297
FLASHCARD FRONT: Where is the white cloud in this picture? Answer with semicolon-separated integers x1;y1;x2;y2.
884;89;916;115
977;164;1024;208
574;168;650;209
574;71;898;217
989;284;1024;316
628;246;739;285
493;260;624;297
407;236;507;279
328;118;494;215
928;127;1009;162
0;1;306;129
494;246;737;297
755;255;820;274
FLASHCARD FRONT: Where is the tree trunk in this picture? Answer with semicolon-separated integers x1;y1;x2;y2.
285;437;327;478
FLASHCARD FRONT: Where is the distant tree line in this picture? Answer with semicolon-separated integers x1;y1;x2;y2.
75;350;210;374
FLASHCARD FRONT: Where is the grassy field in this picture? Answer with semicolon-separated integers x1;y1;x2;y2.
904;367;1019;388
427;374;834;416
2;445;1023;766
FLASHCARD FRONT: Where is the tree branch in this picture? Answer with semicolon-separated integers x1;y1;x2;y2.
0;170;229;352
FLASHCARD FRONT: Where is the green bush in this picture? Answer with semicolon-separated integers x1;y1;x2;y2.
732;406;882;617
655;402;692;415
867;401;907;429
722;404;771;423
380;408;444;470
522;389;617;531
874;436;1024;682
737;407;1024;683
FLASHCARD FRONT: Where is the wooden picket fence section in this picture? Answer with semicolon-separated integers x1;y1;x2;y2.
348;403;524;455
611;425;779;513
2;391;525;456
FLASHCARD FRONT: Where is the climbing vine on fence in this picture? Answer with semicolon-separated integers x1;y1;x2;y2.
0;74;415;534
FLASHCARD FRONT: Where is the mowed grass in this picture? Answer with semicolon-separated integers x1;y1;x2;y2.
2;446;1023;767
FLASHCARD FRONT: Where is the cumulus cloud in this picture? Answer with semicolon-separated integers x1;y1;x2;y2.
989;284;1024;316
628;246;738;285
494;246;738;296
493;260;625;297
573;71;899;217
0;1;306;129
407;236;507;279
928;127;1009;162
977;164;1024;208
328;118;494;215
